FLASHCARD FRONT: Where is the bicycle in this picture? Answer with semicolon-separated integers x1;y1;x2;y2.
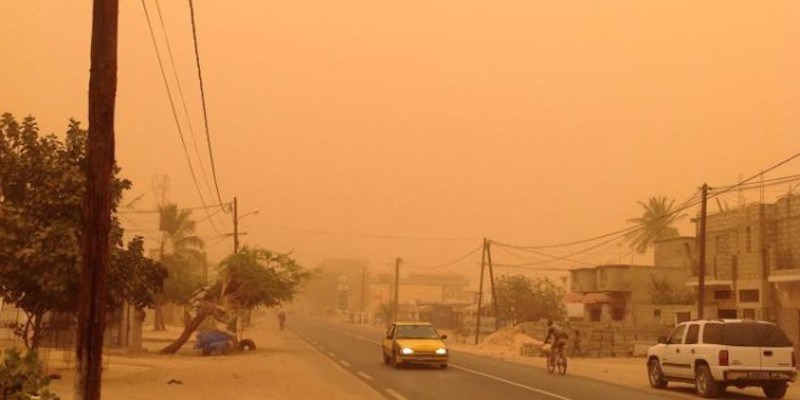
545;342;567;375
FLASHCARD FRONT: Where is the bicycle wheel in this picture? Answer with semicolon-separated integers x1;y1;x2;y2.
557;354;567;375
546;353;555;373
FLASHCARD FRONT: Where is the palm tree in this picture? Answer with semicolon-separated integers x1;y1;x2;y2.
626;196;686;254
154;204;205;330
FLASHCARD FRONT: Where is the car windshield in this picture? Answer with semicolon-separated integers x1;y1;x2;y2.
396;325;440;339
703;322;792;347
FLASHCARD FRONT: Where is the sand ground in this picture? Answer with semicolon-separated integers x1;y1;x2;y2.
22;317;800;399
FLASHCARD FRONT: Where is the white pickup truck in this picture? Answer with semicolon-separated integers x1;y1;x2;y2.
647;319;797;399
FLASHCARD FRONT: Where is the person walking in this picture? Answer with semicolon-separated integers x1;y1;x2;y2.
277;308;287;331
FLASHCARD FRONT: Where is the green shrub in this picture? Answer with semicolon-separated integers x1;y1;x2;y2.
0;348;59;400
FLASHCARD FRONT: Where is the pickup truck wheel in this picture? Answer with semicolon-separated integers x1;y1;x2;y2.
762;382;788;399
695;364;722;398
647;359;668;389
383;351;390;364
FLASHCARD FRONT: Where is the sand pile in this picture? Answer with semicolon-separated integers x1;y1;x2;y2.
477;326;542;357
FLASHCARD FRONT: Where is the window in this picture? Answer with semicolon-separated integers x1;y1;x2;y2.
685;324;700;344
590;308;601;322
742;308;756;320
668;324;687;345
739;289;760;303
714;290;731;300
704;322;791;347
718;309;737;318
612;307;625;321
676;311;691;323
653;309;661;318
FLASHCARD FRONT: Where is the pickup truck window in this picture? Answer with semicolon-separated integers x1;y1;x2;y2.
703;322;792;347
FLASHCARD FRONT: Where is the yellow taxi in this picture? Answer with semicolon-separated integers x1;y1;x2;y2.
382;321;448;369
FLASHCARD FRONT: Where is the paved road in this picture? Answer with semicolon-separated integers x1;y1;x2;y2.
289;317;681;400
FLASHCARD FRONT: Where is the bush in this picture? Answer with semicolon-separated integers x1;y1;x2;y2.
0;348;59;400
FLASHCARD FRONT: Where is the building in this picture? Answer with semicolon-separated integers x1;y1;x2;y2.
298;258;371;319
571;263;691;324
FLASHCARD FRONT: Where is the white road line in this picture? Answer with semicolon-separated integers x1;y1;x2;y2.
339;360;351;367
450;364;573;400
310;340;317;345
386;389;409;400
318;346;326;351
356;371;373;381
327;351;336;357
311;321;574;400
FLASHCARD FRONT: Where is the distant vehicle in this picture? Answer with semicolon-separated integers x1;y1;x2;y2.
382;321;449;369
646;319;797;399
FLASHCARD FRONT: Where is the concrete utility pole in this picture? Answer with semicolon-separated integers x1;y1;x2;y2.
475;238;487;345
75;1;118;399
698;183;709;319
392;257;401;322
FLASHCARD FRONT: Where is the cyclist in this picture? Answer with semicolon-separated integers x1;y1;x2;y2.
543;320;569;363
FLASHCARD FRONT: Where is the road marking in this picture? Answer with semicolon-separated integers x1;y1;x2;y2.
327;351;336;357
386;389;408;400
356;371;373;381
339;360;351;367
450;364;573;400
318;346;326;351
310;340;317;345
304;320;574;400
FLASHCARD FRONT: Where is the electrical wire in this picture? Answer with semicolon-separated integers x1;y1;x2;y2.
188;0;226;211
405;245;484;270
153;0;215;202
141;0;220;233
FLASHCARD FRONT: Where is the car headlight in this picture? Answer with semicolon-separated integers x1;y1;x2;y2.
436;348;447;355
401;347;414;355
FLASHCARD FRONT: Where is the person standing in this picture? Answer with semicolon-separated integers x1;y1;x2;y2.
572;328;583;358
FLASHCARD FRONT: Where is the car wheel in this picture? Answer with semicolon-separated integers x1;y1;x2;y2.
383;351;390;365
762;382;788;399
439;363;448;369
695;364;722;398
647;358;668;389
390;351;400;368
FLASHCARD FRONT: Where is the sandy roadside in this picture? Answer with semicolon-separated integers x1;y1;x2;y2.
44;314;382;400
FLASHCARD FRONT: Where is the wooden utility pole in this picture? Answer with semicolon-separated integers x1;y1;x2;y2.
233;196;239;253
486;240;499;331
392;258;401;322
75;1;118;399
475;238;487;345
698;183;709;319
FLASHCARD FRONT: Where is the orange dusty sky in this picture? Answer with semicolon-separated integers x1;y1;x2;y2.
1;1;799;280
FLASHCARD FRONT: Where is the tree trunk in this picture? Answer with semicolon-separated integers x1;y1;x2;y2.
159;309;207;354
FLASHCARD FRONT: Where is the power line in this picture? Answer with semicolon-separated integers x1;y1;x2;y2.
253;223;478;242
141;0;219;233
405;245;484;270
188;0;226;210
153;0;215;202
